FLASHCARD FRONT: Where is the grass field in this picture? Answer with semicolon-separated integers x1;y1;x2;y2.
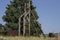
0;36;57;40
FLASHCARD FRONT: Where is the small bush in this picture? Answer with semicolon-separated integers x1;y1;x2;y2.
48;33;55;37
7;30;18;36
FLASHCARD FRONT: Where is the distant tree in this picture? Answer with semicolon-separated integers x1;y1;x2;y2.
48;33;55;37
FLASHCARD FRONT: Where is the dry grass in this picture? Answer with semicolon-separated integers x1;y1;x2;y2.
0;36;57;40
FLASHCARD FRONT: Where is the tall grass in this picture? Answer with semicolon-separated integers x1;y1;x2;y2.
0;36;57;40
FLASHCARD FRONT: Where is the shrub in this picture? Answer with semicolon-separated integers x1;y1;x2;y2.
48;33;55;37
7;30;18;36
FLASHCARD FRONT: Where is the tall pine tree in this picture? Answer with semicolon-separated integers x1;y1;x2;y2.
2;0;43;36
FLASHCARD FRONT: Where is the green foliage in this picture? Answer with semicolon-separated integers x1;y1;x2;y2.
0;24;4;35
2;0;44;36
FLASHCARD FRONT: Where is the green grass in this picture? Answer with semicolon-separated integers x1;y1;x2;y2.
0;36;57;40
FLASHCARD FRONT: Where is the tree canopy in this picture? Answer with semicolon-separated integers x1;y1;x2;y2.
2;0;44;36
